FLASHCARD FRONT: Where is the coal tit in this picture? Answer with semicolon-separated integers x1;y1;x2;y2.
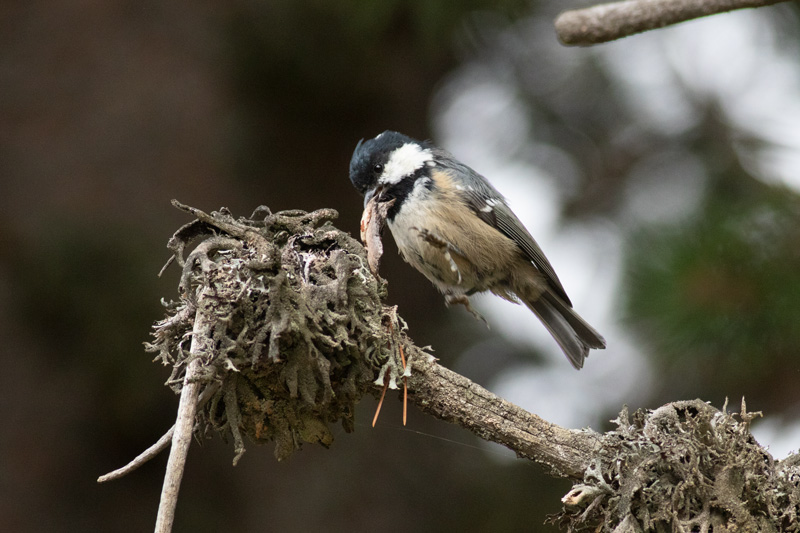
349;131;606;369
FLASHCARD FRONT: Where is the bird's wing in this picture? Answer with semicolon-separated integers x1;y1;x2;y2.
436;151;572;306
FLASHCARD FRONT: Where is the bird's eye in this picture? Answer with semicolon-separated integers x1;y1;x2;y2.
373;163;384;174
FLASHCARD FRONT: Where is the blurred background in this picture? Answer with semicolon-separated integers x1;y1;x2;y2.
3;1;800;531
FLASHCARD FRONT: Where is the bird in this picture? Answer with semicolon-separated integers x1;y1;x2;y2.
348;131;606;369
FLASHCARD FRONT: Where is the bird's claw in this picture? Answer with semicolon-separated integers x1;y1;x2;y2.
445;294;488;327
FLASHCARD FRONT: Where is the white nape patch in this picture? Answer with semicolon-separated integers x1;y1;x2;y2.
379;143;432;185
480;204;493;213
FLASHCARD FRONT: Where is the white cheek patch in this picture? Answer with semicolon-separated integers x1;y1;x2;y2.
388;178;431;226
379;143;432;185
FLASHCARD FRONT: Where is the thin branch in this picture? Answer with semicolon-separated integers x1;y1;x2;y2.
97;426;174;483
406;353;602;479
555;0;792;46
153;304;215;533
97;384;219;484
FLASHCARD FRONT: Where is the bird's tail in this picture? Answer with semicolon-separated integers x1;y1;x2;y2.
524;291;606;370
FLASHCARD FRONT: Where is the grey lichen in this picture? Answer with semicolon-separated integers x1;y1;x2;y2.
552;399;800;532
146;202;413;462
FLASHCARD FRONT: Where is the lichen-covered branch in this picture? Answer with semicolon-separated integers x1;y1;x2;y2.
98;202;800;532
405;357;800;530
555;0;791;46
550;400;800;531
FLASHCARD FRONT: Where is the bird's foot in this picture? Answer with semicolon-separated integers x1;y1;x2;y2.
445;293;488;327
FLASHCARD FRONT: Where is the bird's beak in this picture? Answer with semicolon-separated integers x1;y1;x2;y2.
363;188;374;209
363;185;385;209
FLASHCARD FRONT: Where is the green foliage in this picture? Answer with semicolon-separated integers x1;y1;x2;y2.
624;184;800;400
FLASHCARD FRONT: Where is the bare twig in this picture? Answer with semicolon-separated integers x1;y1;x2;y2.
97;426;175;483
97;385;219;484
154;304;215;533
555;0;791;46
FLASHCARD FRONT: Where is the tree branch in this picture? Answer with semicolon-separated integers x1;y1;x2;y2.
154;303;215;533
97;426;174;484
97;384;220;484
407;353;601;479
555;0;792;46
98;203;800;531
